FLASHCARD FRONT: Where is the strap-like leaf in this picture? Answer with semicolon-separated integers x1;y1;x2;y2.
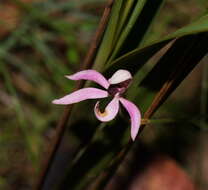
105;14;208;75
93;0;123;69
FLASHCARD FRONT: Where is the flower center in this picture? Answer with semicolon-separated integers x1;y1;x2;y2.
108;79;132;96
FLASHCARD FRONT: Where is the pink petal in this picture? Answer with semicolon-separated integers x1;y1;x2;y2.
66;70;110;89
119;97;141;141
94;96;120;122
52;88;108;105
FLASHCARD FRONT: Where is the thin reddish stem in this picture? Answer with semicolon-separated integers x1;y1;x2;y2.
35;1;114;189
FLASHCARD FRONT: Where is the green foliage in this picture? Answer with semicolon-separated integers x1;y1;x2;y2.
0;0;100;187
56;1;208;190
1;0;208;189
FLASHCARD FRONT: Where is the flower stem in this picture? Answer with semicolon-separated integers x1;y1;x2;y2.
35;1;115;189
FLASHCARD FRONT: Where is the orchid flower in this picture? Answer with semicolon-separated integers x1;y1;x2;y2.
52;69;141;141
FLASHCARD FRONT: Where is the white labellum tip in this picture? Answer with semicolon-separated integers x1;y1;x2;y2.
108;70;132;85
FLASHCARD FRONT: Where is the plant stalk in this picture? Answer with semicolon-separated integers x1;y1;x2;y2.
35;1;114;189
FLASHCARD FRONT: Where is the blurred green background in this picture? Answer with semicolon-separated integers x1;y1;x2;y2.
0;0;208;189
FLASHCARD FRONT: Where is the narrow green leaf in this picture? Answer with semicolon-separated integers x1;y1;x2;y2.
107;0;147;64
105;14;208;74
136;33;208;114
113;0;165;58
166;14;208;39
113;0;136;45
93;0;123;69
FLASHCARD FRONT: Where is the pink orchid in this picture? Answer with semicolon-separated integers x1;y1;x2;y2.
52;69;141;141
